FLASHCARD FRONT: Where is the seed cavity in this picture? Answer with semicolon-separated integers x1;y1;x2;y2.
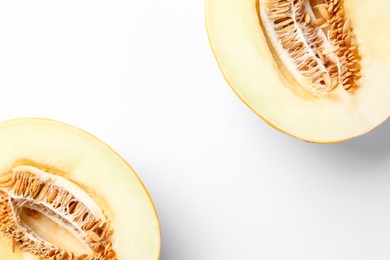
259;0;361;96
0;166;117;260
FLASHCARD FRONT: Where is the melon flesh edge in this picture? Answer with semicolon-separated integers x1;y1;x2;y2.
0;118;161;259
206;0;390;142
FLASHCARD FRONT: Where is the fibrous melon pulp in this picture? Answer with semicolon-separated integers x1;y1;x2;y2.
206;0;390;143
0;118;160;259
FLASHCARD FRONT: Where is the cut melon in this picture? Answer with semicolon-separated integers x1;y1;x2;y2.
0;118;160;259
206;0;390;143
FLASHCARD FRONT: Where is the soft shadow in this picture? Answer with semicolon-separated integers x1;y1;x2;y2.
151;188;189;260
160;246;181;260
159;226;187;260
334;119;390;161
280;119;390;175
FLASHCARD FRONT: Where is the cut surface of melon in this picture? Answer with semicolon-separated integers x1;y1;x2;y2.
206;0;390;143
0;118;160;259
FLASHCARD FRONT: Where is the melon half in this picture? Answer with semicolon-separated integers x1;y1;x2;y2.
0;118;160;259
206;0;390;143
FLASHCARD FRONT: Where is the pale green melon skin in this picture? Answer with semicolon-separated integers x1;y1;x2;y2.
206;0;390;143
0;118;161;260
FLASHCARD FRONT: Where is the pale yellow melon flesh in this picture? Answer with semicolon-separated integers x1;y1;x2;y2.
0;118;161;259
206;0;390;143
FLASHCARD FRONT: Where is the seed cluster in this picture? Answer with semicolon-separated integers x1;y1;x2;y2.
0;167;117;260
263;0;361;96
324;0;361;91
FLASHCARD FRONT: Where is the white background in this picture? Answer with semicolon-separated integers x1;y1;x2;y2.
0;1;389;259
